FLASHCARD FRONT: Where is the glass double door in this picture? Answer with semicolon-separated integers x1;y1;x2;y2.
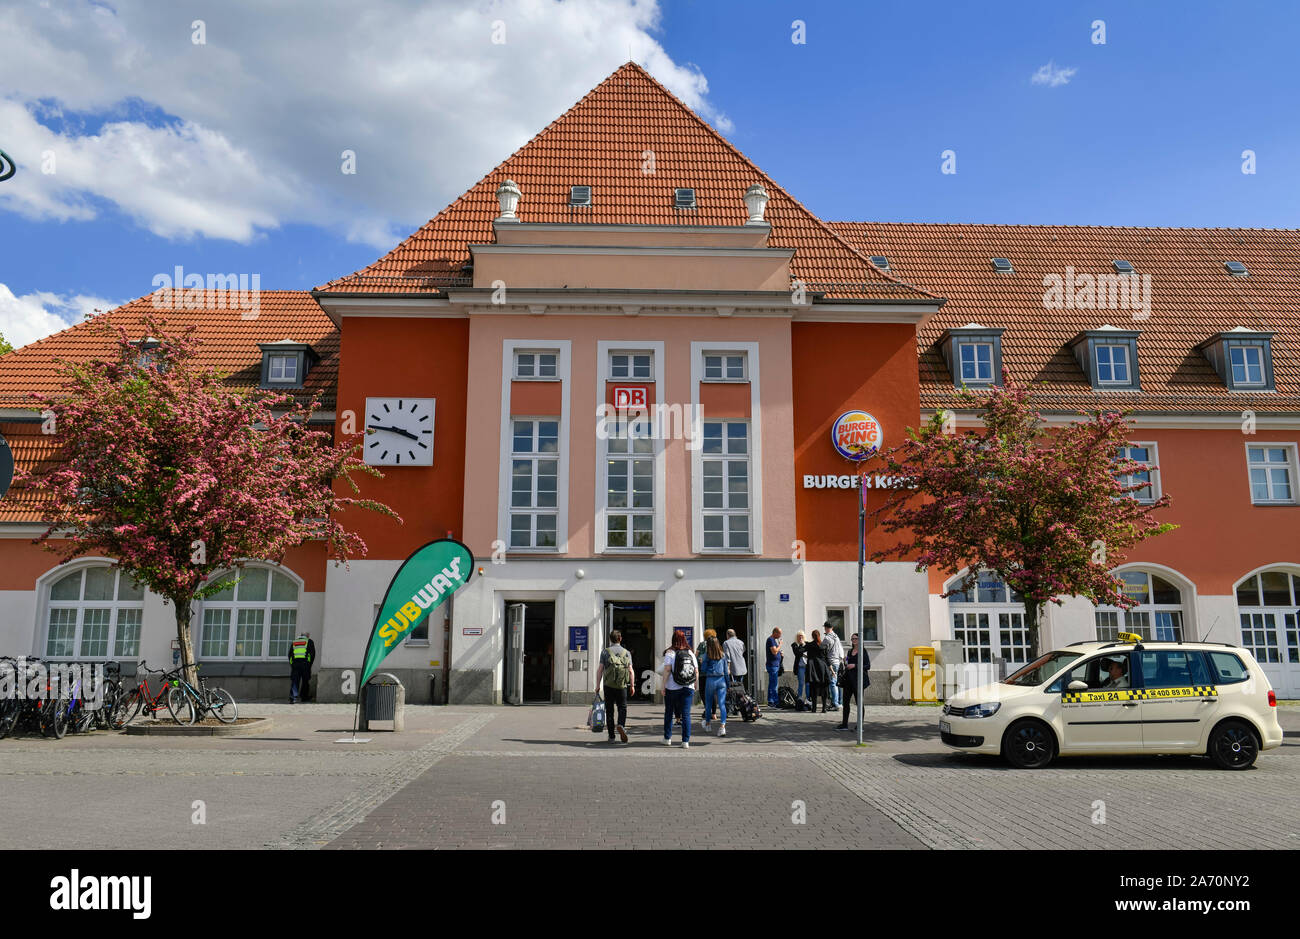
703;602;756;697
603;601;656;701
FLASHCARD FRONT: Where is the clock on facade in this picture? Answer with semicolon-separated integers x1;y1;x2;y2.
364;397;435;466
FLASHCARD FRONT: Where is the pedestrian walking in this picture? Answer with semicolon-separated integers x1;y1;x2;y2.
594;629;633;743
765;627;783;707
288;631;315;703
661;629;698;747
696;628;716;720
837;633;872;730
824;624;844;710
700;634;730;737
791;631;808;703
722;628;747;693
805;629;831;713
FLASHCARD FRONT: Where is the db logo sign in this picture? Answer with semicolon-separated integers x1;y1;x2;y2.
832;410;882;460
613;386;647;409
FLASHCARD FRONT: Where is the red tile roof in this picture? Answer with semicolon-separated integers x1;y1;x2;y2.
0;290;337;411
317;62;934;303
830;222;1300;414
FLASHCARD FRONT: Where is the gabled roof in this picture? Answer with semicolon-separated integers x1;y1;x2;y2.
0;290;337;411
829;222;1300;414
317;62;935;303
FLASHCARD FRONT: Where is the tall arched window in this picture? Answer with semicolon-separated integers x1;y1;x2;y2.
1236;570;1300;666
198;566;300;660
1094;570;1185;641
43;564;145;659
948;572;1030;665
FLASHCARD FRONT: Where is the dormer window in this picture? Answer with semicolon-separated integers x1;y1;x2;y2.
1069;328;1141;391
258;341;317;390
132;337;162;370
940;324;1004;388
1196;329;1275;392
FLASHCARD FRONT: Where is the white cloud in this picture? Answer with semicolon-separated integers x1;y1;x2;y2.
0;0;731;249
1031;61;1078;88
0;284;117;350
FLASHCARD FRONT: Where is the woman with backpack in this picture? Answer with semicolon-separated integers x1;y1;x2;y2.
805;629;831;714
661;629;698;748
700;634;730;737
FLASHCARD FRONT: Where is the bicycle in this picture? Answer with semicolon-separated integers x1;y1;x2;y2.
165;664;237;725
109;662;173;729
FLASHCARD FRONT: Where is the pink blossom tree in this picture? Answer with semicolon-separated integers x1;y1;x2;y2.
21;318;398;685
868;378;1176;658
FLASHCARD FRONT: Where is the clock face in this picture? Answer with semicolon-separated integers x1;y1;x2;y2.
364;397;435;466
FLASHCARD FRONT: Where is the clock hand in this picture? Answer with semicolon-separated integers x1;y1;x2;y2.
370;425;419;441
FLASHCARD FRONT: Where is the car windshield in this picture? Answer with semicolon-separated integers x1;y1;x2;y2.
1002;651;1083;686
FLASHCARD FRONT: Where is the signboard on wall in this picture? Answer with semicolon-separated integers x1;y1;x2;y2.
831;410;883;460
568;626;588;651
613;386;648;409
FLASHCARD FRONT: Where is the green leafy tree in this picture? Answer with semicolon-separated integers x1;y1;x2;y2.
869;378;1176;658
0;331;13;356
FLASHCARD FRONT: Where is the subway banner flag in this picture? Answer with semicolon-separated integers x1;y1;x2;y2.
361;539;475;686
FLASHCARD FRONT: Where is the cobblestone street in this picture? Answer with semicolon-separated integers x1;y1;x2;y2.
2;703;1297;850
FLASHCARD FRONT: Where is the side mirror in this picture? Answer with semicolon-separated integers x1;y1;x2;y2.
1068;680;1089;692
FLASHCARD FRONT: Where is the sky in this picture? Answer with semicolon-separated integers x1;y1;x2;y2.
1;0;1297;348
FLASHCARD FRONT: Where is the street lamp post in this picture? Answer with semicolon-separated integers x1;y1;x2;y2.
856;465;867;745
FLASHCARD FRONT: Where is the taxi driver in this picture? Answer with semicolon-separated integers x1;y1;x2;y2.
1100;657;1129;690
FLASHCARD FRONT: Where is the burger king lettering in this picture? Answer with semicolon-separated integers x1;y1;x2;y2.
831;410;882;459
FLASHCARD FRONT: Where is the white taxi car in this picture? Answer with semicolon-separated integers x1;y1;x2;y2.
940;635;1283;769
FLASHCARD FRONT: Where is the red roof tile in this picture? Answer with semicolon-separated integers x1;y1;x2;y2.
830;222;1300;414
0;291;337;411
317;63;934;303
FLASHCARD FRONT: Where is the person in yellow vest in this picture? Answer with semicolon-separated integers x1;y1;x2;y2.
288;632;316;704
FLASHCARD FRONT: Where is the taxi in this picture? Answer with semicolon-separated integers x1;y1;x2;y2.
939;633;1284;769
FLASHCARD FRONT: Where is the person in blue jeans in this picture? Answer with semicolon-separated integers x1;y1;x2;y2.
661;629;698;747
764;627;783;706
700;634;730;737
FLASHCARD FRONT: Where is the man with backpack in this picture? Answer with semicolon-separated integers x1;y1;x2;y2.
594;630;633;743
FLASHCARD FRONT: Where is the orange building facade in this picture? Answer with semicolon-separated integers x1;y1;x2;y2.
0;64;1296;702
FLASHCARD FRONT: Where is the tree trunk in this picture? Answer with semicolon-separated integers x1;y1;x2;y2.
1024;597;1042;660
174;598;198;688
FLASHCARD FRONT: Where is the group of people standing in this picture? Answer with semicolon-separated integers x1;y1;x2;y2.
596;623;873;747
766;625;872;731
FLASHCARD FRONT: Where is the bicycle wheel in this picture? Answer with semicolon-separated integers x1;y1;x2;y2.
206;688;237;724
0;700;19;739
95;679;118;730
166;686;196;725
43;698;69;739
111;690;142;729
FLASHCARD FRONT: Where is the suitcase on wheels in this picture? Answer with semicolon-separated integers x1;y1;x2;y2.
727;684;762;722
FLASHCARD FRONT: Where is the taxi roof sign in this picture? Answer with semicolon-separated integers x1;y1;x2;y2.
1117;631;1144;644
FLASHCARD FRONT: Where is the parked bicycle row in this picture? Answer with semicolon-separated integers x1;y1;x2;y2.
0;657;238;739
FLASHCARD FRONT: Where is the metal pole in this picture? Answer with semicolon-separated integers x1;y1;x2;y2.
856;469;866;745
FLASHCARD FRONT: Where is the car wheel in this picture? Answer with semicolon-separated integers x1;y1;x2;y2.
1002;719;1057;769
1208;720;1258;770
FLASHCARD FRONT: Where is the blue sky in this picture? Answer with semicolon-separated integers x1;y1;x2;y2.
1;0;1296;346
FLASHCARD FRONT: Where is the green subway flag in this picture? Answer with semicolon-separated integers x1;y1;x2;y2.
361;539;474;686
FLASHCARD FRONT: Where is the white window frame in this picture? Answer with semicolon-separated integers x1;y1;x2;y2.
603;417;656;551
513;349;559;381
947;573;1030;666
1095;343;1131;385
1095;569;1186;642
699;419;752;551
1117;442;1160;503
507;417;561;551
608;350;654;381
859;605;885;647
1229;345;1266;388
958;342;994;383
1236;570;1300;666
197;564;303;661
267;353;298;384
1245;442;1297;505
692;341;762;554
40;562;145;660
595;340;664;554
702;352;748;382
499;340;570;553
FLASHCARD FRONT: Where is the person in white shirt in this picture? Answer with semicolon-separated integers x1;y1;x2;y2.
823;625;844;709
661;629;699;747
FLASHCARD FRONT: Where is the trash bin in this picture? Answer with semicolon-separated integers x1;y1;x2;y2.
361;673;405;731
908;646;937;703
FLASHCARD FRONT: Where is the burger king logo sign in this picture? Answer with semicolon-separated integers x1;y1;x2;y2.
832;410;882;460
